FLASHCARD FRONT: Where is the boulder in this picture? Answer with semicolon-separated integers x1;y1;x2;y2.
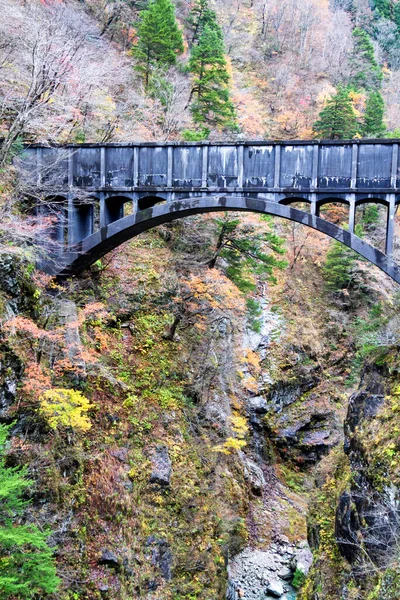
248;396;268;414
149;445;172;486
267;578;285;597
278;566;293;580
292;543;313;575
98;549;119;568
243;457;266;494
146;536;173;581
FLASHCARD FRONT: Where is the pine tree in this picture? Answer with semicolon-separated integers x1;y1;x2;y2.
187;0;219;44
132;0;184;88
394;3;400;31
313;88;359;139
208;215;287;286
0;423;60;599
363;91;386;137
323;240;357;291
188;23;236;129
349;28;383;91
373;0;392;19
208;214;287;332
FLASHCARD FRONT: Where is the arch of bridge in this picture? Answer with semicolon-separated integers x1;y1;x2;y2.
40;194;400;284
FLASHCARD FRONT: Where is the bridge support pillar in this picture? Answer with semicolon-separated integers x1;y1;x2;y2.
102;195;124;226
386;194;396;256
348;195;356;234
99;192;106;229
202;146;209;188
67;192;74;246
310;194;318;216
67;193;94;246
72;204;94;245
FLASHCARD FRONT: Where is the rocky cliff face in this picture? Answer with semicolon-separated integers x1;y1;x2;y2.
302;350;400;600
224;302;314;600
0;220;347;599
1;219;399;600
1;0;400;596
337;363;396;568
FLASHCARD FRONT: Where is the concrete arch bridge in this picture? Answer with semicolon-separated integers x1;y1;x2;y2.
18;140;400;282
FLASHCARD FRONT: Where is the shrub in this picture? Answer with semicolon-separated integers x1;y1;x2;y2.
292;567;306;589
213;414;249;454
39;388;94;433
181;127;210;141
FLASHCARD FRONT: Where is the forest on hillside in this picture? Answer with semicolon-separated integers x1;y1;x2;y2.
2;1;400;600
3;0;400;149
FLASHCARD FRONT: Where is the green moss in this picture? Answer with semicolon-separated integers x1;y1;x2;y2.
279;464;307;493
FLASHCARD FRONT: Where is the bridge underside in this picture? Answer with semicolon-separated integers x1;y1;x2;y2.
40;194;400;284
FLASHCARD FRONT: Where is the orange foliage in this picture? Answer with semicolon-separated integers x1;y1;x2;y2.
4;316;62;345
80;302;107;320
319;203;348;225
4;302;106;406
21;362;52;400
183;271;246;315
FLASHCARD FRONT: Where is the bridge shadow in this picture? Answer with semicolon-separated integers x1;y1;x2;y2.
137;195;166;212
278;197;311;213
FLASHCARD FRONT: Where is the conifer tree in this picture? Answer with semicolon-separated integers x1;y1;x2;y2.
323;225;365;291
208;215;287;285
0;423;60;598
187;0;219;43
208;214;287;331
394;3;400;31
363;91;386;137
323;239;358;291
373;0;392;19
132;0;184;88
349;28;383;91
313;88;359;139
188;22;236;129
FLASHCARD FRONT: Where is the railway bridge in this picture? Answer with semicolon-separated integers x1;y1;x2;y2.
19;139;400;282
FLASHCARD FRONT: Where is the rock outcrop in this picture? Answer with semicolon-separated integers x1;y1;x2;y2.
0;343;23;421
335;362;399;568
149;445;172;487
228;541;312;599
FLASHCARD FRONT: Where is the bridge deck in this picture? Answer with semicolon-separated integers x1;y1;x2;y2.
21;140;400;193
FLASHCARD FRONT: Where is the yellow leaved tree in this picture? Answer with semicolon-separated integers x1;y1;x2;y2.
214;414;249;455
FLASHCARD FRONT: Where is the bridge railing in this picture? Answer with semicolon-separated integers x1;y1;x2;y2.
17;140;400;193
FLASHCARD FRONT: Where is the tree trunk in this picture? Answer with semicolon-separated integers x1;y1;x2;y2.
163;313;182;341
